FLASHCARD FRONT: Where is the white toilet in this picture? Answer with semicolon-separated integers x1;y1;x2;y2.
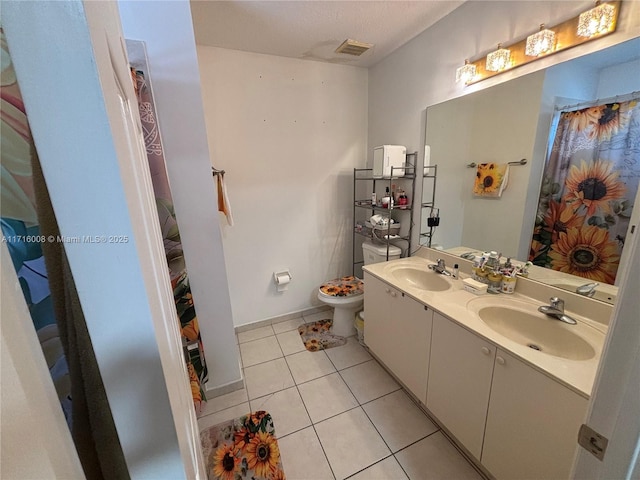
317;240;401;337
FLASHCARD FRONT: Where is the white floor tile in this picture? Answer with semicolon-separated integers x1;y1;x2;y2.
250;387;311;438
325;336;372;371
298;373;358;423
303;310;333;324
340;360;400;404
395;431;482;480
286;350;336;385
197;402;250;432
278;426;335;480
315;408;390;480
347;456;408;480
238;325;275;344
277;329;306;356
198;387;248;418
240;335;283;367
244;358;295;400
273;317;304;335
363;390;439;452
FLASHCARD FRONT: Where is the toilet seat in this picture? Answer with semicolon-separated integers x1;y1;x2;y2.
319;276;364;298
317;276;364;337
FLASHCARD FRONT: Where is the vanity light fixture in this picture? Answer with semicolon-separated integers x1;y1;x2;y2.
456;0;620;86
525;24;556;57
577;1;616;37
486;44;511;72
456;59;477;84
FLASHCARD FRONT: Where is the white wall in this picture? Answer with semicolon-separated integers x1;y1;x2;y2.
118;0;242;393
596;58;640;98
197;46;368;327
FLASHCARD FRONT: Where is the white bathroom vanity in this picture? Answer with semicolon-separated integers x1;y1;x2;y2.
363;248;610;479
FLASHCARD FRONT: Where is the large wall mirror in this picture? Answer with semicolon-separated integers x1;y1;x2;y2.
424;37;640;305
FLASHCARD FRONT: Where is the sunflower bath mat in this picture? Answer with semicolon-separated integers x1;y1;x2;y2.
298;319;347;352
201;411;286;480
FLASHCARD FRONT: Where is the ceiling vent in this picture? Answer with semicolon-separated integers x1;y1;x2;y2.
335;39;373;56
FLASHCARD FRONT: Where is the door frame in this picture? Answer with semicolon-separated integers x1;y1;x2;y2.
2;2;204;477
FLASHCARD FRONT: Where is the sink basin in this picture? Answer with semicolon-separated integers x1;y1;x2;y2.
389;267;452;291
476;306;595;361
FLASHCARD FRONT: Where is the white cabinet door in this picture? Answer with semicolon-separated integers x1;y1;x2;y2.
481;349;588;480
389;293;432;404
363;273;432;403
427;312;496;459
363;272;393;359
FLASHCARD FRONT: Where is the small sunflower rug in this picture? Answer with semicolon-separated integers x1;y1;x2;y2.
298;319;347;352
201;411;286;480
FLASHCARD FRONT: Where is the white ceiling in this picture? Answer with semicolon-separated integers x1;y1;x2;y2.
190;1;465;68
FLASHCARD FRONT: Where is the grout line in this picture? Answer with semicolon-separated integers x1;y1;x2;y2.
237;328;276;344
280;345;338;480
342;453;398;480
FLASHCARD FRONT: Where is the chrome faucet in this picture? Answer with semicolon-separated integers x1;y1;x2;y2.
576;282;599;297
428;258;451;276
538;297;577;325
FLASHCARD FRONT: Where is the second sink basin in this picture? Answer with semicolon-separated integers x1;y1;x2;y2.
470;302;596;361
389;266;452;291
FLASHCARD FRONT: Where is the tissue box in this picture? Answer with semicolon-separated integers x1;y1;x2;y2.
463;278;488;295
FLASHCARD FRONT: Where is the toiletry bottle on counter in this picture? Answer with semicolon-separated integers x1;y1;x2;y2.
452;263;459;279
486;251;499;269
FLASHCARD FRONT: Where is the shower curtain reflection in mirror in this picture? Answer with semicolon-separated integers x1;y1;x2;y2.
530;97;640;284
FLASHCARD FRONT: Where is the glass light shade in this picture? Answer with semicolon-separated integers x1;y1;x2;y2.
577;3;616;37
486;45;511;72
525;28;556;57
456;61;477;84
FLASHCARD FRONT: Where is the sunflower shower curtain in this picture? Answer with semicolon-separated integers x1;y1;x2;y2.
132;70;208;409
529;98;640;284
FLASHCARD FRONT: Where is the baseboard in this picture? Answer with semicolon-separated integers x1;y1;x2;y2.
235;305;331;333
205;377;245;398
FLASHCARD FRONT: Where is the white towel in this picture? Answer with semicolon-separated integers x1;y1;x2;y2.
216;173;234;226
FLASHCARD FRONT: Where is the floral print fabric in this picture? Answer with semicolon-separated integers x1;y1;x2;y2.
201;411;286;480
133;70;208;408
530;99;640;284
473;162;509;197
298;319;348;352
319;276;364;297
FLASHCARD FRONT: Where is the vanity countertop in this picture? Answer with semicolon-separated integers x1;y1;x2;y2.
363;256;608;398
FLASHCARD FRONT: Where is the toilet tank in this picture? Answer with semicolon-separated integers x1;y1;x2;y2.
362;240;401;265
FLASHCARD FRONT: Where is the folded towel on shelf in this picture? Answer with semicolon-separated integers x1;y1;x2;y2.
216;172;234;226
473;162;509;198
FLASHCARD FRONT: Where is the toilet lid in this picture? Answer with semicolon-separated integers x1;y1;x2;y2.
319;276;364;297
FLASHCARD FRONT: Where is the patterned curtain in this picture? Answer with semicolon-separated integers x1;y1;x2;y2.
529;98;640;284
133;70;208;410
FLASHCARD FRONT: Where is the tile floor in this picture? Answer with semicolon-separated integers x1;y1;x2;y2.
198;311;484;480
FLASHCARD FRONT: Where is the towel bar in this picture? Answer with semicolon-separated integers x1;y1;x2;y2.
466;159;527;168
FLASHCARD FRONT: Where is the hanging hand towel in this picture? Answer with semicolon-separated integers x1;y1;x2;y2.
216;172;234;226
473;163;509;198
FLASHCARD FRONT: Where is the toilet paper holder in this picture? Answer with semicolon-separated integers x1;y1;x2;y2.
273;270;292;292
